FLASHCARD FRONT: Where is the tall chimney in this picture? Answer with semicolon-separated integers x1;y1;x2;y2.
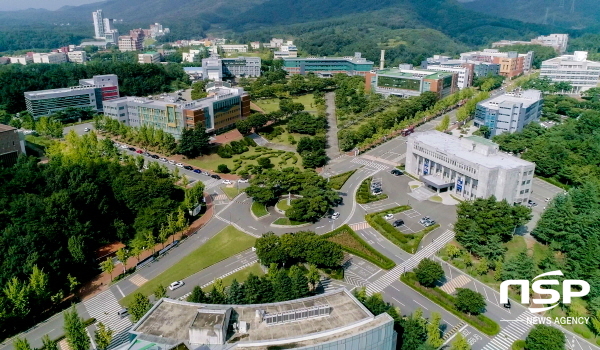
380;50;385;70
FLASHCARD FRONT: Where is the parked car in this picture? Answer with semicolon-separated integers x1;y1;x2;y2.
136;150;143;154
159;157;167;162
503;300;511;309
424;220;436;227
202;171;210;176
117;308;129;318
128;147;136;151
222;179;233;185
238;178;249;183
183;165;193;170
175;163;184;168
168;281;184;291
193;169;202;174
168;160;176;165
392;219;404;227
372;189;383;195
390;169;403;176
84;127;90;132
545;197;550;202
151;154;159;159
120;145;128;149
384;213;394;220
331;212;340;220
419;216;431;225
211;174;221;179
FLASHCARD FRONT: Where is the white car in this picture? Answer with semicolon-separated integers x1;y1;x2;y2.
84;127;90;132
120;145;128;149
159;157;167;162
238;178;249;183
175;163;184;168
168;160;176;165
222;179;233;185
384;213;394;220
168;281;184;291
331;212;340;220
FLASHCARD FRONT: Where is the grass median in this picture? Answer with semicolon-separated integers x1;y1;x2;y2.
221;186;244;200
356;177;388;204
329;170;357;190
323;225;396;270
202;263;264;292
401;272;500;336
120;225;255;307
251;202;269;218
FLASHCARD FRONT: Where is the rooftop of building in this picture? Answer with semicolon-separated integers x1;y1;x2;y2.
142;52;159;55
283;54;373;64
409;130;534;169
131;288;375;346
478;89;542;109
542;51;600;65
0;124;16;132
377;68;454;80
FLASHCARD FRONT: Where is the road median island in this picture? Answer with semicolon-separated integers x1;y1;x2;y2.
329;169;357;190
401;272;500;336
251;201;269;218
356;177;388;204
120;225;255;307
322;225;396;270
365;206;438;253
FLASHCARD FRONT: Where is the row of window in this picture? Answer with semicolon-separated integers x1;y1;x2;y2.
414;145;477;175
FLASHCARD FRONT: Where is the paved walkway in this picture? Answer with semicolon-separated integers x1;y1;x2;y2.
325;92;341;160
78;193;215;301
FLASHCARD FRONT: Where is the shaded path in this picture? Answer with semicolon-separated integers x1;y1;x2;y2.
325;92;341;160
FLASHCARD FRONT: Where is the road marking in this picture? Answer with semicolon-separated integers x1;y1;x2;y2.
129;274;148;286
391;297;405;306
440;275;471;294
247;226;257;230
413;299;429;310
316;225;325;229
116;285;125;298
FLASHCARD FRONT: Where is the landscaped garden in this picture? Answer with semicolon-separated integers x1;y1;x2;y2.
254;94;317;114
323;225;396;270
356;177;388;204
251;202;269;218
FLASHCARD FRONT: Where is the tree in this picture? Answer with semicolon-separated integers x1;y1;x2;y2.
154;284;167;299
94;322;114;350
187;286;206;303
273;268;293;301
289;265;310;299
414;259;444;288
455;288;486;315
115;249;129;275
243;273;263;304
435;115;450;132
236;119;252;134
401;313;427;350
129;293;152;322
450;333;470;350
178;123;211;158
208;285;226;304
100;258;115;281
525;325;565;350
217;164;230;173
63;306;91;350
426;312;443;347
227;279;245;304
13;337;32;350
306;264;321;291
257;157;273;169
144;231;156;255
41;335;58;350
67;274;80;295
255;233;288;266
28;265;50;304
501;250;535;281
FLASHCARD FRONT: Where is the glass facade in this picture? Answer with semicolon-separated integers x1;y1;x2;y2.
377;76;421;91
293;318;396;350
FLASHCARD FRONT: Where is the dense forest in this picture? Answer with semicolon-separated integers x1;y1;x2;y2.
0;62;190;113
0;133;200;338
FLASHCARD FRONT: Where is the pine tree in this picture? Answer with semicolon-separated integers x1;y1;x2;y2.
208;285;226;304
94;322;114;350
41;335;58;350
258;275;275;303
227;279;245;304
187;286;206;303
129;293;151;322
289;266;310;299
273;269;293;301
13;337;32;350
63;306;91;350
244;274;262;304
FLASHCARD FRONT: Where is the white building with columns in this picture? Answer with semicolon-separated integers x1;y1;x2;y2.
406;131;535;204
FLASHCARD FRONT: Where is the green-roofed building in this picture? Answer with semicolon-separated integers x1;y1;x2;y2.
366;64;458;99
283;52;374;77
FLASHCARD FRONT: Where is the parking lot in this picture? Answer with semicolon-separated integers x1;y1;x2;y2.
378;208;438;235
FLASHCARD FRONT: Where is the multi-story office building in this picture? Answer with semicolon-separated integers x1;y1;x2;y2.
283;52;374;77
406;130;535;204
366;65;458;99
182;49;204;63
103;82;250;138
24;75;120;117
123;288;396;350
118;29;145;52
32;52;68;64
492;34;569;53
138;52;161;64
149;23;169;38
0;124;25;167
423;55;500;78
274;45;298;59
92;10;105;39
67;51;87;63
474;89;543;137
420;65;472;89
9;56;32;65
460;49;534;78
219;44;248;53
540;51;600;93
200;54;261;80
92;9;118;44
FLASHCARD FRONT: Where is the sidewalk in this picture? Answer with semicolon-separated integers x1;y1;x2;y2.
78;193;215;301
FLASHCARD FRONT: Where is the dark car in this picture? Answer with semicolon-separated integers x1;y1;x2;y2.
183;165;193;170
151;154;159;159
128;147;136;151
193;169;202;174
211;174;221;179
503;300;511;309
391;169;403;176
392;219;404;227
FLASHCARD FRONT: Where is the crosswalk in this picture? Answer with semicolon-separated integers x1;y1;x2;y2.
129;274;148;287
361;154;400;167
366;229;455;294
481;312;537;350
344;270;369;287
349;221;371;230
83;290;132;350
409;186;436;201
391;153;406;163
440;275;472;294
351;158;390;171
212;194;228;201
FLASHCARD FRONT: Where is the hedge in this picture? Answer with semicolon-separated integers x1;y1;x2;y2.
401;272;500;336
364;206;438;253
322;225;396;270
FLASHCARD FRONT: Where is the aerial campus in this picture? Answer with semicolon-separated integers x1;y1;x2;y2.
0;4;600;350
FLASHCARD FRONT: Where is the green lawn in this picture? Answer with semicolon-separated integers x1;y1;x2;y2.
120;226;255;307
273;218;306;226
202;263;264;292
221;186;244;200
276;199;292;211
329;170;357;190
186;147;301;174
251;202;269;218
254;94;317;115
